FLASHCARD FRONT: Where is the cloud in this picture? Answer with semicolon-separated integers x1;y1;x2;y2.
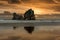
0;0;59;4
22;0;30;2
21;0;55;4
8;0;21;4
0;0;21;4
52;6;60;12
39;0;55;3
0;0;8;1
0;0;60;13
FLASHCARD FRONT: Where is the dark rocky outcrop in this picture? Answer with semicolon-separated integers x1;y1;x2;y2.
24;9;35;20
12;9;35;20
12;13;23;20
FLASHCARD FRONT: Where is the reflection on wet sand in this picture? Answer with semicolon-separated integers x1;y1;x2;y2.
13;26;17;30
0;26;60;40
13;26;34;34
24;26;34;34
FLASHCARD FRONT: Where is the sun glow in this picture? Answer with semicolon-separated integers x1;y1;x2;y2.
34;9;42;14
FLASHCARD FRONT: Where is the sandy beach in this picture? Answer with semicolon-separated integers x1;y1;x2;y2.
0;26;60;40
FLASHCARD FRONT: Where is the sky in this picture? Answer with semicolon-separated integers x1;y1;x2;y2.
0;0;60;14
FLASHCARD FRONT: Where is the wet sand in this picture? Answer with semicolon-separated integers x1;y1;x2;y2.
0;26;60;40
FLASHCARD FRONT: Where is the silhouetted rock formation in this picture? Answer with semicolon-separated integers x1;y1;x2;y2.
24;26;34;34
12;9;35;20
24;9;35;34
24;9;35;20
12;9;35;34
12;13;23;20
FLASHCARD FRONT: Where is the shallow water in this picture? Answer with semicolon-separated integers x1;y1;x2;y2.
0;25;60;40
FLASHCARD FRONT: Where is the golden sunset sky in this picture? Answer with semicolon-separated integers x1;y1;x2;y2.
0;0;60;14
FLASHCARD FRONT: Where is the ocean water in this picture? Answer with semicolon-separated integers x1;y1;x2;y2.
0;25;60;40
